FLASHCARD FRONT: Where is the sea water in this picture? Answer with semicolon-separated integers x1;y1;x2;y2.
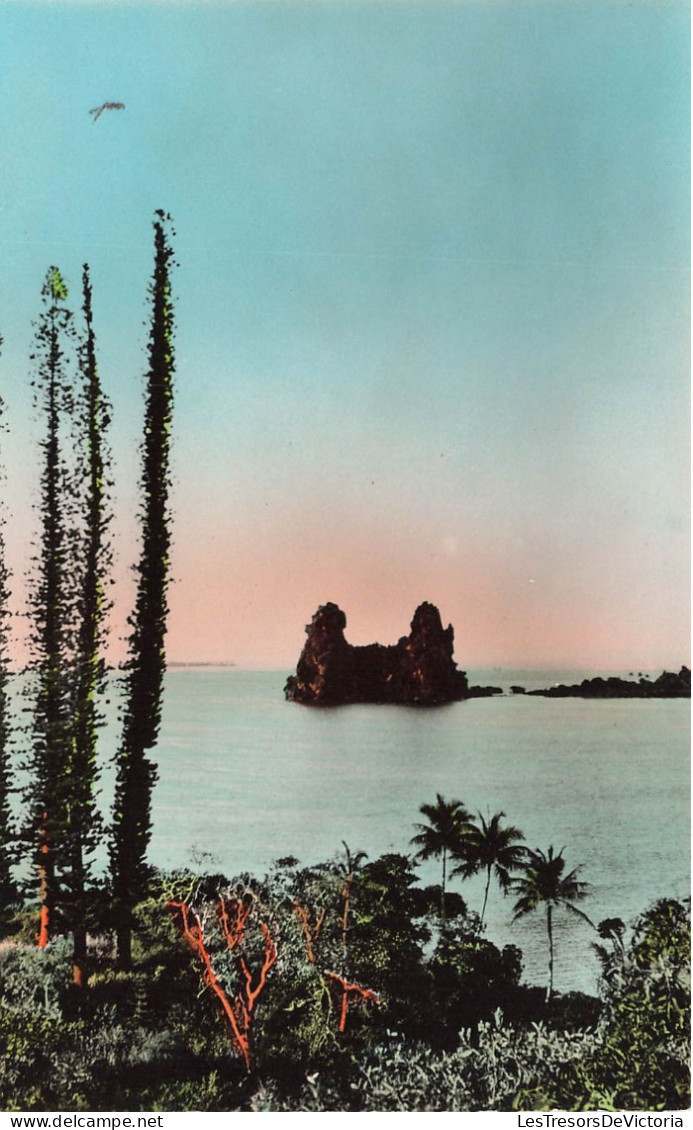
137;668;690;996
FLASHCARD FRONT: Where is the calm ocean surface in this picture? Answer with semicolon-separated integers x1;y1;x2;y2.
109;668;689;996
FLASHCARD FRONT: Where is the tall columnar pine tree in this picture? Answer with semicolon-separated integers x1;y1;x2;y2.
27;268;78;948
0;334;17;921
64;265;112;986
111;212;176;967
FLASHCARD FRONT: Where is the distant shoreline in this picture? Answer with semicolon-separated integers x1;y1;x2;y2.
524;666;690;700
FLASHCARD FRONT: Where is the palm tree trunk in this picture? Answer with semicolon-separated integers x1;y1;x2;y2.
441;847;447;918
481;866;492;924
341;874;353;962
546;903;554;1001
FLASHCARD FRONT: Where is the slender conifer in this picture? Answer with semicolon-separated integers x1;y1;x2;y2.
111;212;176;966
27;268;77;947
64;265;112;985
0;335;17;920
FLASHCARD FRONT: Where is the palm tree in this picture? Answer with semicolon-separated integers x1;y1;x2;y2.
411;793;473;917
512;845;593;1000
336;840;368;962
451;810;527;925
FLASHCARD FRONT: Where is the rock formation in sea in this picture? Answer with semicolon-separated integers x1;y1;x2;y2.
284;601;469;705
527;666;691;698
467;683;504;698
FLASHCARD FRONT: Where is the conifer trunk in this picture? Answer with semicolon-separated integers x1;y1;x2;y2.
37;814;51;948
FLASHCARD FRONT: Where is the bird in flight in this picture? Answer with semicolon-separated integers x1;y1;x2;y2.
89;101;125;123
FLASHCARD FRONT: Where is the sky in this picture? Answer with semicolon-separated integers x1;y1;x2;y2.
0;0;689;671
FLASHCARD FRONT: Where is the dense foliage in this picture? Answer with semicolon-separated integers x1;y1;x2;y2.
539;899;691;1111
0;846;687;1112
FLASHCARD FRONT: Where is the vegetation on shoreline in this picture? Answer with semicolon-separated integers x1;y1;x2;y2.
527;668;691;699
0;838;688;1112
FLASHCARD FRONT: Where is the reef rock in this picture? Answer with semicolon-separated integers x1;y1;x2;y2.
528;666;691;699
284;601;469;706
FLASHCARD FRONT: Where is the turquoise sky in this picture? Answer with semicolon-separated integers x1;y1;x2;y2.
0;0;689;669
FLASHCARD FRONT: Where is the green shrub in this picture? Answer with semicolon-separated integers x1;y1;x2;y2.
0;1005;133;1110
544;899;690;1110
252;1012;596;1111
0;937;73;1018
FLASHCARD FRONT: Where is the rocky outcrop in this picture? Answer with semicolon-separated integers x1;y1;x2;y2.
467;684;504;698
284;602;469;706
528;667;691;699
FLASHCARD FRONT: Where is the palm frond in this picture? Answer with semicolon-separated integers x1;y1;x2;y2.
564;901;595;929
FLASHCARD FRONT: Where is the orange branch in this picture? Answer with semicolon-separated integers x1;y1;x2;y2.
218;896;251;949
294;901;326;963
325;971;379;1033
168;899;251;1068
245;920;277;1012
168;897;277;1072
